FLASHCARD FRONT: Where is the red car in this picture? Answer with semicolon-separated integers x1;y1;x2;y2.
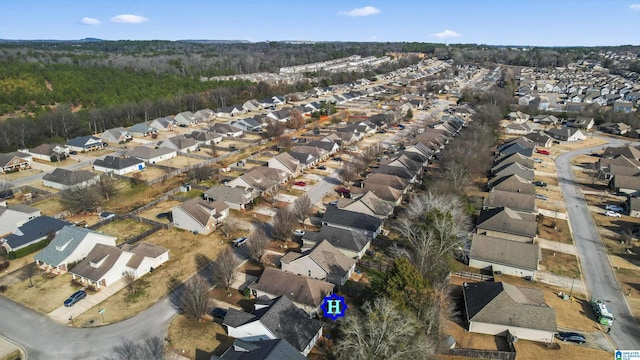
293;181;307;186
336;187;350;194
536;149;550;155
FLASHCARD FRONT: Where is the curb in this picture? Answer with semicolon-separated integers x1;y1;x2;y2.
0;334;27;360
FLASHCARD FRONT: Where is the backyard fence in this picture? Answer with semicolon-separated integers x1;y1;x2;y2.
447;349;515;360
357;259;389;272
451;271;494;282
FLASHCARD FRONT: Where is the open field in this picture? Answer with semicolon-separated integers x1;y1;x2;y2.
72;228;227;325
615;267;640;323
94;218;154;245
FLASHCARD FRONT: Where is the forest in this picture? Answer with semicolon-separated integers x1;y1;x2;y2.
0;40;638;152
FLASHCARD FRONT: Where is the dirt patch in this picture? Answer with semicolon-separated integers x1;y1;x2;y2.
94;219;154;245
540;249;581;278
65;213;101;227
514;339;611;360
159;156;209;169
137;200;183;221
444;320;503;350
124;167;167;182
101;177;184;214
167;314;233;360
538;217;573;244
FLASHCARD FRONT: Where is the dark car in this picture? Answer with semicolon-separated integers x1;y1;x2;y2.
532;181;547;187
336;187;350;194
556;332;586;344
317;166;327;170
156;212;171;219
210;307;227;321
64;290;87;307
332;157;342;162
69;150;78;155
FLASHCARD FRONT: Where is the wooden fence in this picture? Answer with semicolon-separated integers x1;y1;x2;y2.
451;271;493;282
357;259;389;272
448;349;515;360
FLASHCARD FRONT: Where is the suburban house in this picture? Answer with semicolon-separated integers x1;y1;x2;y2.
462;281;556;343
231;117;263;133
336;191;395;219
494;152;535;170
185;130;223;145
203;185;257;210
213;339;306;360
22;143;69;162
505;123;532;135
126;146;177;164
487;174;536;195
149;117;176;132
0;152;32;173
194;109;215;122
568;117;595;130
546;127;586;142
242;99;263;112
215;105;245;117
128;123;159;137
476;207;537;243
302;226;371;259
281;240;356;286
321;205;385;239
66;135;104;152
157;135;199;153
248;268;335;315
171;197;229;235
93;156;146;175
222;295;323;356
34;226;117;273
603;145;640;161
373;165;418;183
352;184;403;206
174;111;198;127
468;234;540;278
0;202;41;237
364;173;410;193
1;216;70;252
227;167;289;195
609;175;640;195
211;123;244;137
483;190;537;214
42;168;100;190
490;162;534;181
497;137;536;157
69;242;169;289
524;132;554;148
626;197;640;217
268;152;301;177
101;127;133;144
599;122;631;136
597;155;640;179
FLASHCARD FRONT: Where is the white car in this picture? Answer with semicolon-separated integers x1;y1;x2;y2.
533;158;543;163
293;229;305;236
605;205;624;213
535;194;548;201
604;211;622;218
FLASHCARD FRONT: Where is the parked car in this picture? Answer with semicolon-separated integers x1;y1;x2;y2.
317;165;327;170
604;211;622;218
64;290;87;307
332;157;342;162
233;237;248;246
69;150;78;155
328;200;339;205
209;307;227;321
556;332;586;344
535;194;548;201
536;149;550;155
293;229;305;236
533;158;543;163
605;205;624;213
533;181;547;187
293;181;307;186
156;212;171;219
336;187;350;194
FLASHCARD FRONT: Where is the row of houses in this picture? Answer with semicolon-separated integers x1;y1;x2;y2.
597;145;640;216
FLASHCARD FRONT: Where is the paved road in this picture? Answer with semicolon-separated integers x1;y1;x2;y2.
555;137;640;350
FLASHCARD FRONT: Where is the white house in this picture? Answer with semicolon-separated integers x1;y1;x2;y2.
34;226;117;274
126;146;177;164
42;168;100;190
22;143;69;162
0;152;32;173
66;135;104;153
468;234;540;278
268;152;301;177
93;156;146;175
280;240;356;286
171;198;229;235
0;202;40;237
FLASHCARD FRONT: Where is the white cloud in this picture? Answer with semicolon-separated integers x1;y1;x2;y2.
110;14;149;24
339;6;380;17
80;17;101;25
630;4;640;10
432;29;461;39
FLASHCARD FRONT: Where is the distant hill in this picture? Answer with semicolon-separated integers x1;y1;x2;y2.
178;39;251;44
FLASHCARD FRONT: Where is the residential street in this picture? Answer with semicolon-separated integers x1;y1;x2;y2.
555;136;640;350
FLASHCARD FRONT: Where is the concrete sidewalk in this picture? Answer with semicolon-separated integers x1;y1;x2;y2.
538;208;567;220
48;278;128;324
0;335;25;360
534;270;586;294
537;238;577;255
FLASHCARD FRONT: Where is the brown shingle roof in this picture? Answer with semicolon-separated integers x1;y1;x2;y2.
249;268;334;308
469;234;540;270
476;207;537;239
483;190;536;213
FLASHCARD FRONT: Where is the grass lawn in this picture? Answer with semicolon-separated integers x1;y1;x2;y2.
614;267;640;325
174;190;204;199
94;218;154;245
0;168;42;181
4;270;81;313
72;228;226;326
514;339;611;360
537;217;573;244
167;315;233;360
540;249;581;278
101;177;184;214
31;198;66;216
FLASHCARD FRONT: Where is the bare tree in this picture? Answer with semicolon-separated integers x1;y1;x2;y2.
189;166;213;182
293;194;312;223
219;218;238;238
142;336;165;360
211;248;240;291
362;144;382;163
246;227;270;262
335;297;434;360
272;208;296;241
0;179;13;194
180;275;210;321
442;160;469;193
97;174;119;201
287;109;305;129
60;184;100;213
124;271;137;294
265;120;285;139
340;162;359;185
25;260;36;288
110;336;164;360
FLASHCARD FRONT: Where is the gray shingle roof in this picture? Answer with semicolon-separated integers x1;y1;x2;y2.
463;281;556;333
33;226;116;267
203;185;256;205
126;146;175;161
302;226;371;254
321;205;384;233
213;339;306;360
469;234;540;271
483;190;536;213
476;207;537;239
3;216;70;251
249;268;334;309
42;168;98;186
281;239;356;278
93;156;144;170
0;152;30;167
69;244;125;282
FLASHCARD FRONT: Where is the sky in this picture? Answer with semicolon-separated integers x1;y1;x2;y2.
0;0;639;46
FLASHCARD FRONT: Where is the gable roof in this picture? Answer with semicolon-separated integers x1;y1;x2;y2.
612;175;640;191
250;268;334;309
3;216;70;250
29;143;67;156
175;198;228;226
272;152;301;174
213;339;306;360
0;152;30;167
488;174;536;195
484;190;536;213
322;205;384;233
33;226;116;267
204;185;256;205
463;281;556;332
363;173;409;191
491;162;534;181
603;145;640;161
302;226;371;254
42;168;98;186
69;243;127;282
281;239;356;277
494;152;535;169
470;234;540;271
93;156;144;170
476;207;537;238
66;135;102;148
524;131;554;147
337;191;395;218
126;146;176;161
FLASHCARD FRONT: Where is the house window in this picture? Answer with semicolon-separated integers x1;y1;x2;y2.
308;270;311;277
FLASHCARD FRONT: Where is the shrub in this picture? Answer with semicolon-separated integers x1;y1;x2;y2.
7;238;51;259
